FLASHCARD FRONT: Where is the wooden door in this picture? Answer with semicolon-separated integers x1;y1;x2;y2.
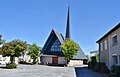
52;57;58;64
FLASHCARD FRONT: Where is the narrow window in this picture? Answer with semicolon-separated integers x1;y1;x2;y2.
112;34;118;45
104;40;107;50
113;56;118;65
100;43;103;51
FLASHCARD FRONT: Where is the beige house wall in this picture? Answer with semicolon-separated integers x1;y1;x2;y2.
99;37;109;68
108;27;120;67
99;27;120;68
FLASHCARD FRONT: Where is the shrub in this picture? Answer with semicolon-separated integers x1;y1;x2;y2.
88;57;98;70
88;62;93;69
83;59;88;64
100;63;109;74
91;57;97;69
94;62;103;72
18;58;24;64
91;56;97;63
88;62;91;69
6;63;17;69
33;61;37;64
92;62;110;74
110;65;120;77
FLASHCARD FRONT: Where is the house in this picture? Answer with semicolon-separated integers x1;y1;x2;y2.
0;55;18;65
0;47;18;65
40;7;86;65
19;44;41;64
96;23;120;69
90;50;99;62
0;46;18;65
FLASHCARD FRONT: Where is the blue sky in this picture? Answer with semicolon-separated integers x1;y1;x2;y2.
0;0;120;55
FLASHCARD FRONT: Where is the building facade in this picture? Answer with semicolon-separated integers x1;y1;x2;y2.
90;50;99;62
41;7;86;65
97;23;120;68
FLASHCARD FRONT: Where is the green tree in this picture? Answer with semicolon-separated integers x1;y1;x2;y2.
0;34;5;45
61;39;80;62
1;39;27;64
86;55;89;59
28;43;40;64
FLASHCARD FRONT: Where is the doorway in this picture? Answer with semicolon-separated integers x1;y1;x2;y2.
52;57;58;64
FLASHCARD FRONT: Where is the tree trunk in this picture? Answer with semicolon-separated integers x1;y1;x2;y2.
36;58;39;64
33;58;36;64
10;56;15;64
67;59;70;64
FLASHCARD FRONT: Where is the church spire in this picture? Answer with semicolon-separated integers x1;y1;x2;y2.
65;6;70;39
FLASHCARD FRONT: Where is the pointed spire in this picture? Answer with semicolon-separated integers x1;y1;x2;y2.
65;6;70;39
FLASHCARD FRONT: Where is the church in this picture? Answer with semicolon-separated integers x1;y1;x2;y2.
40;7;87;65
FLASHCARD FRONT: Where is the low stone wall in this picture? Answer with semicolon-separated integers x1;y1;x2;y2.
68;60;83;66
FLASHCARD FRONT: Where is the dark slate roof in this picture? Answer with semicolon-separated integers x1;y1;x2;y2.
54;29;64;44
72;47;87;60
96;23;120;43
42;29;64;56
90;50;98;54
42;29;87;58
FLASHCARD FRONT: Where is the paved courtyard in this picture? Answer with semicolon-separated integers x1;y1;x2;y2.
0;65;105;77
0;65;76;77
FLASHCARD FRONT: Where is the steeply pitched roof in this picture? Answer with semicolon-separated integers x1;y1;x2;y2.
72;47;87;60
54;29;64;44
41;29;64;56
96;23;120;43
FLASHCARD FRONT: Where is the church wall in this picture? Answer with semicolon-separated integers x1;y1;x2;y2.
42;56;52;64
58;57;67;64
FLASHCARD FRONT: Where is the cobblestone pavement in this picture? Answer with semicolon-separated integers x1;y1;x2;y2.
75;67;105;77
0;65;76;77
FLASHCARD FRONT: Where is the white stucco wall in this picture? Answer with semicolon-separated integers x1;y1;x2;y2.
0;55;18;64
42;56;52;64
42;56;67;64
58;57;67;64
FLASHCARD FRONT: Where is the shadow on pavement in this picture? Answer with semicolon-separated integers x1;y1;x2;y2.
75;67;88;77
74;66;105;77
47;64;65;67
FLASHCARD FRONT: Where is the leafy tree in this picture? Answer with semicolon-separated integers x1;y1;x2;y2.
61;39;80;61
0;34;5;45
1;39;27;64
28;43;40;64
86;55;89;59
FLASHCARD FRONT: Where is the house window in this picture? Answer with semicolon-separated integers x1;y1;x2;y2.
104;40;107;50
112;34;118;45
100;43;103;51
113;56;118;65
